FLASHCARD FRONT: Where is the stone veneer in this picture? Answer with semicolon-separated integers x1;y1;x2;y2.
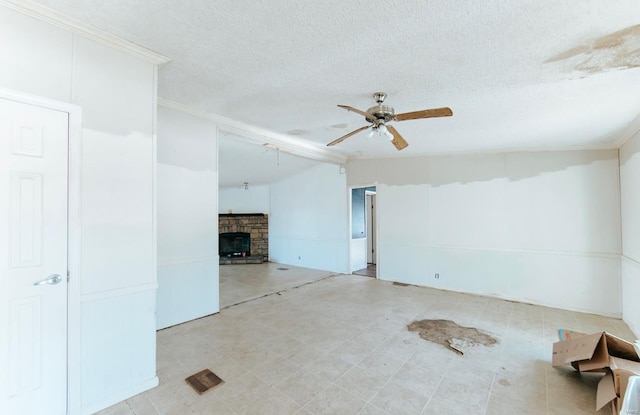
218;214;268;261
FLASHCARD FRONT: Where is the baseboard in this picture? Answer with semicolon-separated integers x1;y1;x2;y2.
81;376;159;415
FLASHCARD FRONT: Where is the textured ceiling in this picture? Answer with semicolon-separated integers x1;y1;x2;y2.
31;0;640;160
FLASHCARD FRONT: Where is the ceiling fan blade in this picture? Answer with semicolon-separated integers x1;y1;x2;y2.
326;125;371;147
387;125;409;151
394;107;453;121
337;105;377;122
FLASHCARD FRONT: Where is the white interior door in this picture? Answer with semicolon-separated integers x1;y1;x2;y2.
0;98;69;415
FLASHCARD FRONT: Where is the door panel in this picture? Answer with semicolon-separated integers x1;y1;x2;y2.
11;173;43;268
0;98;68;415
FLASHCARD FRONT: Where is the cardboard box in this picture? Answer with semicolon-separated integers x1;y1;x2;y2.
552;331;639;372
552;331;640;414
596;358;640;412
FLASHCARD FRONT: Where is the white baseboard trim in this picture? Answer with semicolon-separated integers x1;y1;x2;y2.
81;376;159;415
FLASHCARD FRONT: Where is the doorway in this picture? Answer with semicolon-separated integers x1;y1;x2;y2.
351;186;377;278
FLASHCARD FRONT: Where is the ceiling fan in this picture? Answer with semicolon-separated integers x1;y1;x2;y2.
327;92;453;151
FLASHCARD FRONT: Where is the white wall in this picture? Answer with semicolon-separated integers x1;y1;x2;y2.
351;238;367;272
219;185;269;214
270;163;349;273
620;131;640;336
156;106;219;329
348;150;622;316
0;7;159;414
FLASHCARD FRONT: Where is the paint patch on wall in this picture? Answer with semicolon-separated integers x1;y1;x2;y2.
546;24;640;74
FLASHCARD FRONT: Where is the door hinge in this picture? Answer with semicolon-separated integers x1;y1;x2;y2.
66;270;70;281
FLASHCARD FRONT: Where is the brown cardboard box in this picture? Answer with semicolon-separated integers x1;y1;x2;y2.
552;331;639;372
552;331;640;414
596;358;640;412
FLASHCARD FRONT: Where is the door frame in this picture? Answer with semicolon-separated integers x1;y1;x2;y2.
348;184;379;278
365;191;376;265
1;87;83;415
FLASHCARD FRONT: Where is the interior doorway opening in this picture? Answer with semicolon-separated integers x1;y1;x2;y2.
351;186;377;278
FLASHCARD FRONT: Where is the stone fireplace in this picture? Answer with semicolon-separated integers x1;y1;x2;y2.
218;213;268;264
219;232;251;257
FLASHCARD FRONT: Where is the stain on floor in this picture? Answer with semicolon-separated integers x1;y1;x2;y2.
407;319;499;355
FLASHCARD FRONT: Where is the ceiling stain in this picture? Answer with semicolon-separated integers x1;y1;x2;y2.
546;24;640;73
331;123;349;129
287;129;308;135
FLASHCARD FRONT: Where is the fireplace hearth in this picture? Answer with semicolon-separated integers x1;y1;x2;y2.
219;232;250;257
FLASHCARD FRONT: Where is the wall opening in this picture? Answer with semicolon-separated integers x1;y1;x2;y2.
351;185;377;277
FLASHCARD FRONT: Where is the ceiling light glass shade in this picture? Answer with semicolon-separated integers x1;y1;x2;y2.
367;129;375;139
379;124;394;141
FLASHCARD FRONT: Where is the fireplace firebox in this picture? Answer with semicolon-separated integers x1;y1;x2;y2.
219;232;250;257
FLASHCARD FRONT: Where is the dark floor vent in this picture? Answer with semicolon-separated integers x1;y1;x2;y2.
185;369;224;394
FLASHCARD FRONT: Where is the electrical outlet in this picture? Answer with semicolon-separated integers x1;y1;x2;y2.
435;273;440;279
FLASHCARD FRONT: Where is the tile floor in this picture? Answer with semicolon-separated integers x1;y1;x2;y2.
97;264;635;415
219;263;336;308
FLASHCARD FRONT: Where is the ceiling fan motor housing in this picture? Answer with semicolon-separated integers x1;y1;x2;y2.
367;104;395;123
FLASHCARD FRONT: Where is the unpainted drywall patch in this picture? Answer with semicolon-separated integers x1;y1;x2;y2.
407;319;498;355
546;24;640;74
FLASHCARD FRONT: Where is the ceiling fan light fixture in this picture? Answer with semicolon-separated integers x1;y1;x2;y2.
379;124;394;141
328;92;452;151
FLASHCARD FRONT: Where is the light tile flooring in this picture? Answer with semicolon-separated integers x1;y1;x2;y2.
219;263;336;308
97;264;635;415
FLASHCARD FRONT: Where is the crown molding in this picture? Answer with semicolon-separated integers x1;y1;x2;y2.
0;0;170;66
158;97;348;165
